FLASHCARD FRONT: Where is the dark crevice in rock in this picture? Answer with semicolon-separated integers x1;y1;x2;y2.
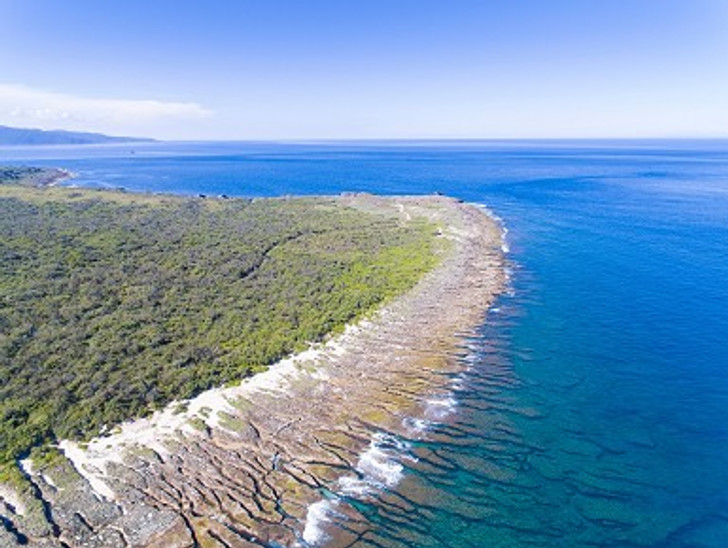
206;528;232;548
17;463;67;544
178;512;201;548
0;513;29;545
72;511;95;534
109;525;130;547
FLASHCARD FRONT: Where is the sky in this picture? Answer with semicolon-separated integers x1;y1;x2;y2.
1;0;727;140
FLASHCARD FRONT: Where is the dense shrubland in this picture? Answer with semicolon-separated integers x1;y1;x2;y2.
0;174;439;465
0;166;53;185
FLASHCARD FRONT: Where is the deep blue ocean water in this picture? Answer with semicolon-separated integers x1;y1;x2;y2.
2;140;728;546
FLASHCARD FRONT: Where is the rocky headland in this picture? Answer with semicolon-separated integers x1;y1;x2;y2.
0;194;505;547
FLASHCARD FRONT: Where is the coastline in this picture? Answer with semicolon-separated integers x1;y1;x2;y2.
0;166;75;188
44;167;76;187
2;194;506;547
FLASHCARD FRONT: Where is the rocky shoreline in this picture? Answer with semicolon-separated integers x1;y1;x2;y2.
0;166;75;188
0;194;505;547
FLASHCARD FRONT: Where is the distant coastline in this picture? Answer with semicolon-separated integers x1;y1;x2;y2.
0;124;155;146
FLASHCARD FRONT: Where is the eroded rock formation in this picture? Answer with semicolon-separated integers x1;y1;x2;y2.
0;196;505;547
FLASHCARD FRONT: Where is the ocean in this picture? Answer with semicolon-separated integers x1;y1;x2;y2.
3;140;728;546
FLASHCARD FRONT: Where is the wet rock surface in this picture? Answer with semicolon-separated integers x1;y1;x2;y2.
0;195;505;547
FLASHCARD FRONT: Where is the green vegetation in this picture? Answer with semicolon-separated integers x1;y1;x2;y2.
0;166;49;184
0;173;440;467
0;165;70;188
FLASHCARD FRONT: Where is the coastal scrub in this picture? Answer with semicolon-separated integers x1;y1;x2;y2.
0;171;440;467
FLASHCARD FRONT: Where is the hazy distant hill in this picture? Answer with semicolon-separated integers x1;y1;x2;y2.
0;124;155;145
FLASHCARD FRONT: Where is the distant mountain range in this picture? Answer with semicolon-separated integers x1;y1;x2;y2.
0;125;155;145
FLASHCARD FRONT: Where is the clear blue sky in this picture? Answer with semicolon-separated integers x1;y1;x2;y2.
1;0;727;140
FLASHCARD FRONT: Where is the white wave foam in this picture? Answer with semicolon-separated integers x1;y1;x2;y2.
310;432;412;512
424;395;457;420
300;431;413;543
474;202;509;254
402;416;430;436
358;447;402;487
301;499;337;546
337;475;373;497
501;225;510;253
343;432;409;492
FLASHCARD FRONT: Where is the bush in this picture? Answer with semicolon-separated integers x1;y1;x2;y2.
0;183;438;465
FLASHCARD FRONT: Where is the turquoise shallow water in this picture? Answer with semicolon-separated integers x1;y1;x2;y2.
3;140;728;546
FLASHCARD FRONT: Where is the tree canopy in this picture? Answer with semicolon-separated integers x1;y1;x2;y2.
0;174;439;466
